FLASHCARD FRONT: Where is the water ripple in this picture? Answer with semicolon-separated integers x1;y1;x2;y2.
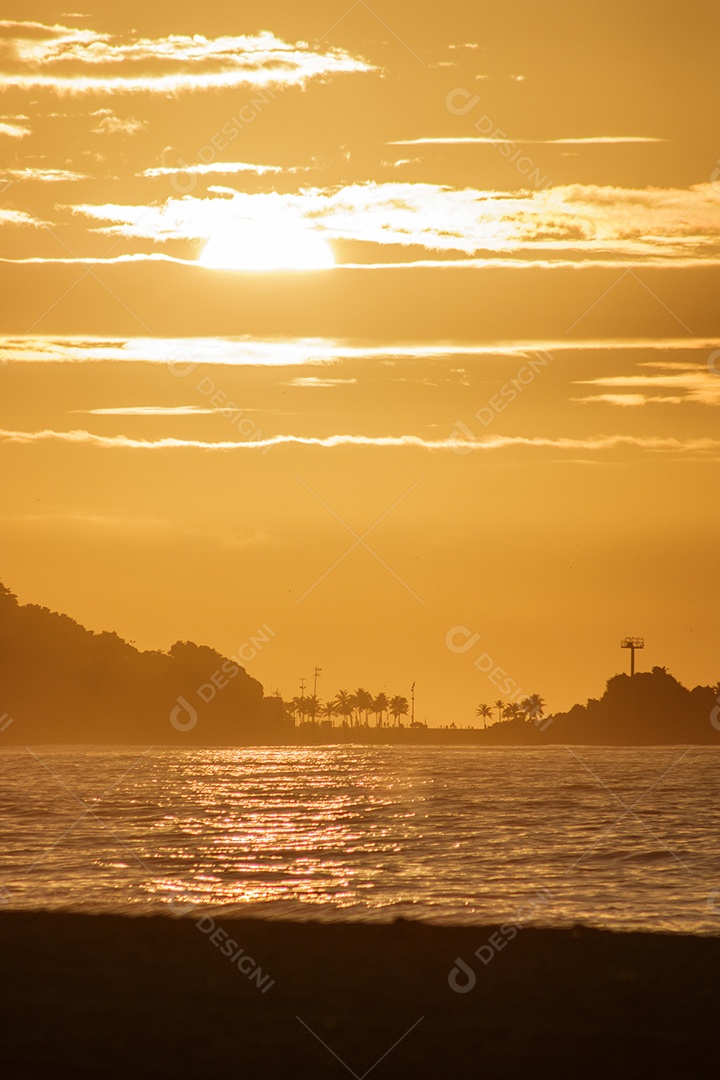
0;745;718;932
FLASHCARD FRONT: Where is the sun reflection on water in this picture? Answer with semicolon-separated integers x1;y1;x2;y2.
0;746;718;931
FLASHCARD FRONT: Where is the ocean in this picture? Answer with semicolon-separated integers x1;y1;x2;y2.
1;745;718;933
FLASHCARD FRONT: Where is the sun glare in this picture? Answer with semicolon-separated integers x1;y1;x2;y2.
199;219;335;271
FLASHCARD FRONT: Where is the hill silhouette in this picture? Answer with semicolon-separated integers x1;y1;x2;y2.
483;667;720;746
0;582;290;745
1;581;718;745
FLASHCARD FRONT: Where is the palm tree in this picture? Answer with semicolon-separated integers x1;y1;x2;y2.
290;696;307;724
389;695;409;726
322;699;337;726
476;703;492;729
503;702;523;722
494;699;504;724
354;687;373;726
334;690;353;726
520;693;546;724
306;694;321;723
372;692;389;727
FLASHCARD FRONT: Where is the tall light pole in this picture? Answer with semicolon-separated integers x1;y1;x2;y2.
620;637;644;676
312;667;321;721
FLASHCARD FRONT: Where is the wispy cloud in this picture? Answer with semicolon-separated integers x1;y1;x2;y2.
65;180;720;262
141;161;285;179
6;253;720;271
0;208;45;227
574;366;720;406
388;136;666;146
571;393;687;407
0;335;349;366
0;21;374;95
2;335;719;367
0;117;30;138
89;109;147;136
286;376;359;387
0;167;89;182
71;405;224;416
1;427;719;457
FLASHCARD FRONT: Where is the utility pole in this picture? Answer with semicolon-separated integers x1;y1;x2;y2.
312;667;321;721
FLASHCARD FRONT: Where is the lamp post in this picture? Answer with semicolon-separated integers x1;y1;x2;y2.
620;637;644;676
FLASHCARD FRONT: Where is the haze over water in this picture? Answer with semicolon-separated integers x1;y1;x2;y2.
2;745;718;933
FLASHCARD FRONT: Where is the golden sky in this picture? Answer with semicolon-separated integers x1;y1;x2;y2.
1;1;719;720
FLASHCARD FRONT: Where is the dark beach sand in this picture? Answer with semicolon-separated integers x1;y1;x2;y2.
1;912;718;1079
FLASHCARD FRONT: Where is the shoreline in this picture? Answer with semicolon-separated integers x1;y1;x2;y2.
2;735;719;748
2;911;718;1078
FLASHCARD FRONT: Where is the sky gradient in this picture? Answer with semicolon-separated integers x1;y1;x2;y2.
2;1;719;721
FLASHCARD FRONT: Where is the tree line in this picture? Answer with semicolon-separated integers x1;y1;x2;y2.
288;689;412;727
475;694;546;727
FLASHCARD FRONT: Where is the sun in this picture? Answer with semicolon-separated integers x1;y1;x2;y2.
199;218;335;271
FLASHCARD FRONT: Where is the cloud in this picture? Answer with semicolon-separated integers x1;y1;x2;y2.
387;136;667;146
1;427;719;457
0;21;374;95
2;335;719;368
574;366;720;406
141;161;285;179
0;208;45;226
286;376;359;387
0;253;193;267
89;109;147;135
0;335;348;367
6;252;720;271
0;118;30;137
64;180;720;262
0;167;89;182
71;405;222;416
571;393;688;407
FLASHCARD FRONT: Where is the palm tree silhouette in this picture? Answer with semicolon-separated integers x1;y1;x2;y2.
389;695;409;726
520;693;546;724
291;695;307;724
372;692;389;727
503;702;523;722
321;698;337;725
494;699;504;724
476;703;492;729
334;690;354;726
354;687;373;726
